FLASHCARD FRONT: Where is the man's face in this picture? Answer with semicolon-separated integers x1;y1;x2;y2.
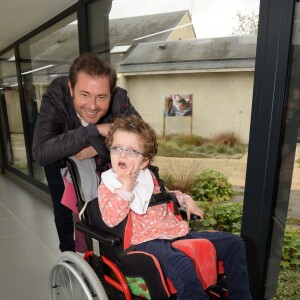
69;72;111;124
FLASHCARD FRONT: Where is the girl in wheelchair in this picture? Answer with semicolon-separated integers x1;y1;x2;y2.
98;115;251;300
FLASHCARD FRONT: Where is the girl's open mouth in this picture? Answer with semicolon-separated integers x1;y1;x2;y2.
118;161;127;169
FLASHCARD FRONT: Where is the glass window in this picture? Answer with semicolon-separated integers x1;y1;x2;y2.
87;0;111;61
110;0;260;233
18;12;79;183
0;49;29;174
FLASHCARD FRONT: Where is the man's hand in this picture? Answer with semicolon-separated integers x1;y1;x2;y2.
96;123;112;136
75;146;97;160
184;197;205;220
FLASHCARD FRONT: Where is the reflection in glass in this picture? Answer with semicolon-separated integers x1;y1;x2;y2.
18;12;79;183
87;0;111;61
0;49;29;174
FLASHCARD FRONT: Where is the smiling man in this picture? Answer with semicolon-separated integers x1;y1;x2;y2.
32;52;140;252
70;73;111;125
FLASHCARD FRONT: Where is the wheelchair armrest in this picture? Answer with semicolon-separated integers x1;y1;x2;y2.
76;221;121;246
179;207;201;221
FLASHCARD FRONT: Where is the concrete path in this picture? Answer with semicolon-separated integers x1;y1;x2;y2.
154;153;300;218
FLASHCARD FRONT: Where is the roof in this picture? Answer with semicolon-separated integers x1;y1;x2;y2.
109;10;193;68
117;35;257;73
109;10;191;46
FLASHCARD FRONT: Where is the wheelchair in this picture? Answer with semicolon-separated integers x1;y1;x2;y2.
49;139;228;300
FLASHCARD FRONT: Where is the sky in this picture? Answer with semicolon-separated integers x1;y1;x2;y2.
110;0;260;38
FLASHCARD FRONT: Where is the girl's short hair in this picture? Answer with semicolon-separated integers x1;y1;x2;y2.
106;115;158;163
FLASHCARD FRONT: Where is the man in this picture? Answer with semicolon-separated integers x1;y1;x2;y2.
32;52;140;252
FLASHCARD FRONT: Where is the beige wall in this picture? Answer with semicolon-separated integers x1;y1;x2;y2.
167;14;196;41
117;70;254;143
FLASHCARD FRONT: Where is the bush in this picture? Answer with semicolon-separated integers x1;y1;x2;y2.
160;134;204;146
157;133;247;158
275;268;300;299
188;169;234;202
281;227;300;269
160;159;202;193
189;201;243;234
210;131;241;147
180;134;204;146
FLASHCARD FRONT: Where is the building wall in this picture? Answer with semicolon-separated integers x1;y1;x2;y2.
118;70;254;143
167;14;196;41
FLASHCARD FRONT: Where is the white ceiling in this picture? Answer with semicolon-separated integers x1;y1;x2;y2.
0;0;77;52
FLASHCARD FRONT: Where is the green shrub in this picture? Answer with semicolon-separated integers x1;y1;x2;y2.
203;143;215;152
157;133;247;158
158;134;204;146
180;134;204;146
286;217;300;226
217;145;227;154
188;169;234;202
157;146;186;157
233;144;247;153
275;268;300;299
211;201;243;233
281;227;300;269
189;201;243;234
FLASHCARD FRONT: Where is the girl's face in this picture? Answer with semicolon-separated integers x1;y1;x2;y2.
110;130;149;176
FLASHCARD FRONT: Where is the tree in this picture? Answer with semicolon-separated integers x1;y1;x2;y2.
232;11;259;36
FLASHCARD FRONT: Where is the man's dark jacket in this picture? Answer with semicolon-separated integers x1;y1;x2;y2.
32;76;140;166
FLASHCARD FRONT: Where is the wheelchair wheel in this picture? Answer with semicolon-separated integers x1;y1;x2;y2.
49;251;108;300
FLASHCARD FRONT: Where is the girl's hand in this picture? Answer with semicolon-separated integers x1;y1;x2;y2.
117;162;138;192
184;197;205;220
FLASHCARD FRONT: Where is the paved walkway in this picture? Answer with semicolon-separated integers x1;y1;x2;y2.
154;153;300;218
